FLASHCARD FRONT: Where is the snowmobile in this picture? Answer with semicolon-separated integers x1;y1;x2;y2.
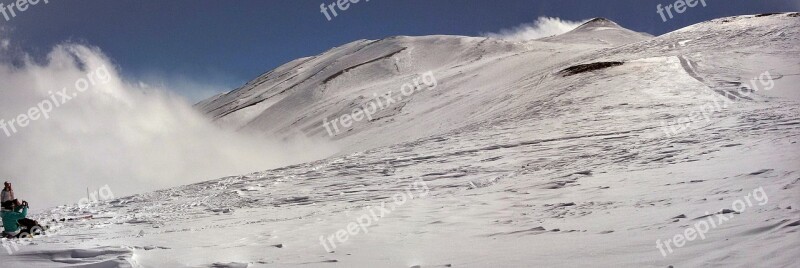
13;218;47;239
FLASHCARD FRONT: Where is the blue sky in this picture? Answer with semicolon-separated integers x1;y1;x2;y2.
1;0;797;101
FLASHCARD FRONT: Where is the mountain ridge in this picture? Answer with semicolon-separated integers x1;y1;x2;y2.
197;14;798;154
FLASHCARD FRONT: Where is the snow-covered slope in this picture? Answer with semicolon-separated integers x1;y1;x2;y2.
196;35;536;152
198;15;796;155
4;14;799;267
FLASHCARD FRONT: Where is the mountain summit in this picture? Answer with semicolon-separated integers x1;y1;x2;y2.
539;17;653;46
573;17;623;30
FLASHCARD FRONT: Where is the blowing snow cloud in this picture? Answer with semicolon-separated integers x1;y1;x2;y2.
0;39;335;209
484;17;586;41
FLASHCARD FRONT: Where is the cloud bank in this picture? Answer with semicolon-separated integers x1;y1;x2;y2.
484;17;586;41
0;38;336;209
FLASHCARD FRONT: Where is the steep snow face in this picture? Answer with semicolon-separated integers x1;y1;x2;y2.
539;17;654;46
196;20;652;153
8;15;797;267
198;15;795;155
196;35;544;151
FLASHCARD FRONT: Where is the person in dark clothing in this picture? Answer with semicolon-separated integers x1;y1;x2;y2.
1;200;43;238
1;200;27;237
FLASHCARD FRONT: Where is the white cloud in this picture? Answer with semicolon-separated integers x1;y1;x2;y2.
0;41;337;209
484;17;587;41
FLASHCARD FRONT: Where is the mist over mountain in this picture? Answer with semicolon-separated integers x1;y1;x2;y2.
0;42;336;210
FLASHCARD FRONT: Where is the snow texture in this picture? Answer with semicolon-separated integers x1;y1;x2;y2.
4;14;800;268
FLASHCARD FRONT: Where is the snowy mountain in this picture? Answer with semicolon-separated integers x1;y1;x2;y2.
196;14;798;155
539;17;654;46
5;14;799;267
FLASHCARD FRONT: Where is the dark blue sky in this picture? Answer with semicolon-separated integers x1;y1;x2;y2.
1;0;797;100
